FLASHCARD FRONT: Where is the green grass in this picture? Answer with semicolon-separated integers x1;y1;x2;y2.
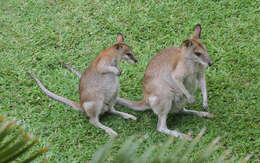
0;0;259;162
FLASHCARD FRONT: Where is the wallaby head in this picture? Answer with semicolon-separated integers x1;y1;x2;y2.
114;33;138;63
182;24;213;67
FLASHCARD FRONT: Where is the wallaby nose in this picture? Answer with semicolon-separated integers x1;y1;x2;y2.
208;61;213;66
134;59;138;63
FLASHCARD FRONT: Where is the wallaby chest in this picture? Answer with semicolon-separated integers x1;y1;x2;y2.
183;73;199;95
182;62;203;94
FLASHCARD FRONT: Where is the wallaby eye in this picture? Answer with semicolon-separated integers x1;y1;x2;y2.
195;52;202;57
126;53;132;56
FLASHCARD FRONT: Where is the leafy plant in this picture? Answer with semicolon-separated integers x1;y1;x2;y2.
90;128;253;163
0;114;47;163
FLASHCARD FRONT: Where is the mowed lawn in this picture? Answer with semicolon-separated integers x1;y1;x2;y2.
0;0;259;162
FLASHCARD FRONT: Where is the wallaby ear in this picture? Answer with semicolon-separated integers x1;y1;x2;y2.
192;24;202;39
117;32;124;43
183;40;193;48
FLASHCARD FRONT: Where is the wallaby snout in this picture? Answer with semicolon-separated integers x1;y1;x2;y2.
208;61;213;67
131;55;138;63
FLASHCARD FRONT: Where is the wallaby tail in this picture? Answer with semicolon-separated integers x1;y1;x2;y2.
59;62;82;79
116;97;149;111
27;72;83;112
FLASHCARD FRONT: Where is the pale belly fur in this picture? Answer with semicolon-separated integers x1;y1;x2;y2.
101;74;119;114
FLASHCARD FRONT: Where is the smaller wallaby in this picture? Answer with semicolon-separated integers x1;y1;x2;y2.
116;25;214;139
28;33;138;137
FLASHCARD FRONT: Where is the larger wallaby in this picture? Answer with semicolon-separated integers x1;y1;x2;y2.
116;24;214;139
28;33;138;137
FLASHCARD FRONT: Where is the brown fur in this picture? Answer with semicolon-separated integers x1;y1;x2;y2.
29;33;138;137
116;25;214;140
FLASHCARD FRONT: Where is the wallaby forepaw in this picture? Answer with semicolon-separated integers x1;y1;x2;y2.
188;96;195;104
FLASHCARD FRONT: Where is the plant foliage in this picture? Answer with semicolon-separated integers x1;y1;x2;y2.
90;128;253;163
0;114;47;163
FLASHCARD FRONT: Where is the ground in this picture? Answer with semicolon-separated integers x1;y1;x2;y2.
0;0;259;162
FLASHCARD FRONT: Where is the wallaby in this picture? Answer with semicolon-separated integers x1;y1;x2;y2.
116;24;214;139
28;33;138;137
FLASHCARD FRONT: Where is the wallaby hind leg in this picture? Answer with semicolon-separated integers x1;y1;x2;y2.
110;106;137;120
83;102;118;137
151;97;191;140
157;113;189;140
59;62;82;78
179;108;213;118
